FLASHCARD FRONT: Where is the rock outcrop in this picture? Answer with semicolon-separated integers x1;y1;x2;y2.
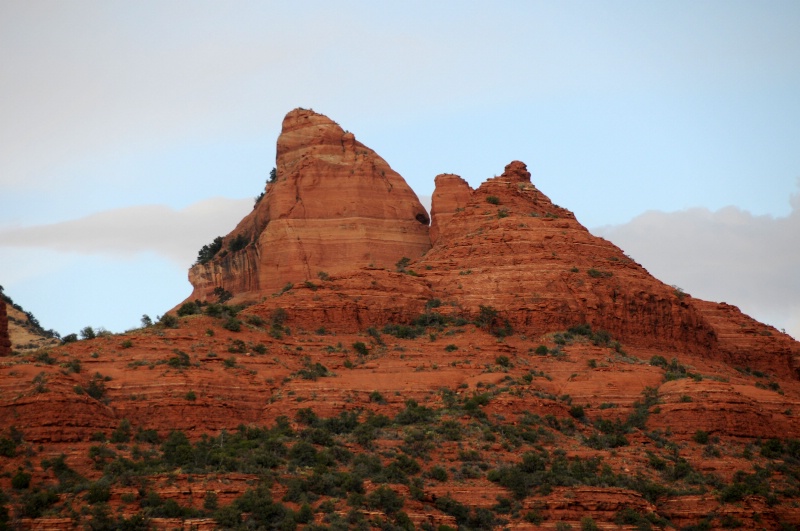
185;108;431;303
0;301;10;356
429;173;472;245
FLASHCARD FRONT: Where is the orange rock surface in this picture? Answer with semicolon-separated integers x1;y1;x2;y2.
185;108;431;304
429;173;472;245
3;112;800;530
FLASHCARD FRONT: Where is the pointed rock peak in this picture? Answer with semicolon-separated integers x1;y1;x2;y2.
184;109;431;304
498;160;531;183
430;174;473;245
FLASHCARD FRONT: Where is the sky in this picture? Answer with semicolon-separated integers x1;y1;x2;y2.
1;1;799;340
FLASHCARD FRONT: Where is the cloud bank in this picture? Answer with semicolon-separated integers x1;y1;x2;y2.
594;191;800;340
0;198;252;266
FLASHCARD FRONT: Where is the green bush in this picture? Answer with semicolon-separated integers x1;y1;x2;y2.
486;196;500;205
228;234;249;252
352;341;369;356
12;469;31;489
177;302;199;316
693;430;709;444
222;317;241;332
159;314;179;329
366;485;404;515
196;236;223;265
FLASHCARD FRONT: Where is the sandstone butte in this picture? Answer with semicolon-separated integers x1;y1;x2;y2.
1;109;800;531
185;108;431;302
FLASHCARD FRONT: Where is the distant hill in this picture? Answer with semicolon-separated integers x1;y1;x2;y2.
0;285;60;353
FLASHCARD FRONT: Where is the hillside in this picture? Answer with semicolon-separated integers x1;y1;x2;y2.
0;109;799;531
0;288;60;355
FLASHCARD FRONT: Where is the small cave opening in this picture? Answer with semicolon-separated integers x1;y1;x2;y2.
415;213;430;225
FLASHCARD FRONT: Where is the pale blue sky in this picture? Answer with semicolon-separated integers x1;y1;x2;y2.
1;1;799;338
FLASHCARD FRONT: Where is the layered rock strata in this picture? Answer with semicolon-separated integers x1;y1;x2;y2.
186;108;431;302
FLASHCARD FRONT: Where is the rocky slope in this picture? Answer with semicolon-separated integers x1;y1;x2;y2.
185;108;431;303
2;109;800;530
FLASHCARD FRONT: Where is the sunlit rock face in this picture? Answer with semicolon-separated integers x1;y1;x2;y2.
185;108;431;304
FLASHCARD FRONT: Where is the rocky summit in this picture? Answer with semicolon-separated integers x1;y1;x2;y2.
1;109;800;530
186;108;431;303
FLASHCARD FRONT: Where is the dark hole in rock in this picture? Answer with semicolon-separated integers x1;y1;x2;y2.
415;213;430;225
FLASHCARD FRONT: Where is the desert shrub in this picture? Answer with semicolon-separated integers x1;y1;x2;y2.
486;196;500;205
245;314;265;327
161;431;194;468
167;350;191;368
80;326;96;340
110;418;132;443
369;391;386;404
569;405;586;419
428;466;449;482
222;317;241;332
228;234;249;252
296;362;328;380
693;430;709;444
12;470;32;489
62;333;78;343
228;339;246;353
196;236;223;265
19;488;59;518
213;287;233;303
85;480;111;504
395;257;411;272
177;302;199;316
395;399;435;425
159;314;179;329
587;268;612;279
535;345;549;355
367;485;404;515
85;375;106;401
382;323;425;339
352;341;369;356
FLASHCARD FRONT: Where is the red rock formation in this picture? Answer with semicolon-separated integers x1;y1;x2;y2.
0;301;11;356
429;173;472;245
185;108;431;303
422;161;716;350
11;114;800;530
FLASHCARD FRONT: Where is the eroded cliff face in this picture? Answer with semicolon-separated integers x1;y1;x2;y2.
0;301;11;356
186;109;431;303
429;173;472;245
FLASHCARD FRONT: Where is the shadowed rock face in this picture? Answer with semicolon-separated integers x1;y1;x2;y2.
0;302;10;356
186;108;431;303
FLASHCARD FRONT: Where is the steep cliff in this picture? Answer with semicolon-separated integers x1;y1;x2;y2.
185;109;431;303
429;173;472;245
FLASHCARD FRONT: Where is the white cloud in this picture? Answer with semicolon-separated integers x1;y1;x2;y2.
594;190;800;340
0;197;251;265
